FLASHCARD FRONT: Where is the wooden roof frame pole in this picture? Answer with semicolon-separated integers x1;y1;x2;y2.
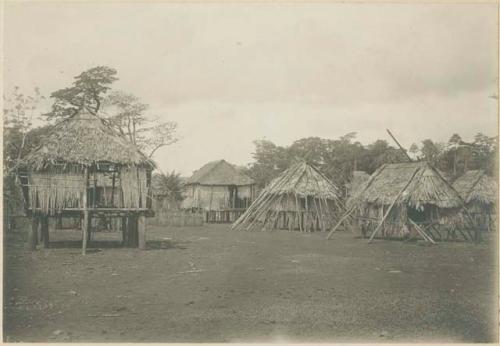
326;165;389;240
386;129;413;162
368;167;421;243
326;206;356;239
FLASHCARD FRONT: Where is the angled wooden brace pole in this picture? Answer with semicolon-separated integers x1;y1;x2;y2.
368;168;420;243
409;218;437;245
326;206;356;240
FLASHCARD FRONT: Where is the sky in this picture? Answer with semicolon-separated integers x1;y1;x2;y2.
3;2;498;176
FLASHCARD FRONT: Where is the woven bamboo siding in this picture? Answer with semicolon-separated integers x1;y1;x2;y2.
29;171;86;214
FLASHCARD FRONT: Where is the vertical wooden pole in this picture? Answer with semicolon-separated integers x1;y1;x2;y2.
41;217;50;249
82;167;89;255
82;211;89;255
111;172;116;208
138;214;146;250
29;216;39;250
121;216;128;245
87;216;92;243
127;214;138;247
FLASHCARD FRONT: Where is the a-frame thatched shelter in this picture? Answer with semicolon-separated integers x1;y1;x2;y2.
16;111;155;254
329;161;476;243
181;159;256;223
232;162;344;232
453;170;497;231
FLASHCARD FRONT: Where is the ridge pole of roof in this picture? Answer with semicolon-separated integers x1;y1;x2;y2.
386;129;413;162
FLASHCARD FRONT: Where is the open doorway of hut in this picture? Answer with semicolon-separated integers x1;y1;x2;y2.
407;206;431;223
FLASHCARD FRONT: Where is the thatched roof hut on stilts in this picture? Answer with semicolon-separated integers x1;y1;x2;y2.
16;111;156;254
328;162;477;243
181;160;257;223
232;162;344;232
452;170;497;232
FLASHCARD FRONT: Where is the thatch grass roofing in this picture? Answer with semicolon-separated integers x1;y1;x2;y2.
21;112;155;170
185;160;254;186
232;162;344;231
347;171;370;196
353;162;463;209
262;162;341;199
452;170;497;205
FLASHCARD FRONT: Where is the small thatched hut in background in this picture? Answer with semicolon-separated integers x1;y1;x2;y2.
341;162;474;242
452;170;497;231
181;160;256;223
17;111;155;253
232;162;344;232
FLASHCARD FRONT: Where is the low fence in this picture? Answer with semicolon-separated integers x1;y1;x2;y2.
150;210;204;227
205;209;246;224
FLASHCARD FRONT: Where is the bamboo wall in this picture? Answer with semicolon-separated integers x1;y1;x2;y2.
181;184;255;211
25;165;151;214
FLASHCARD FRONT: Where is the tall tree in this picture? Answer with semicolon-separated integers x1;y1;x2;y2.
246;140;290;187
152;171;184;202
102;91;178;158
44;66;118;119
3;86;45;170
409;143;420;160
420;139;442;167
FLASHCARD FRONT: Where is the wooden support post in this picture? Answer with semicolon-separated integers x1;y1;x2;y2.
29;216;39;250
87;216;92;243
128;214;138;247
138;214;146;250
121;216;128;245
56;214;63;229
82;211;89;255
41;217;50;249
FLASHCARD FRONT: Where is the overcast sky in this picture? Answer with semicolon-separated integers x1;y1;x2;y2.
3;2;498;176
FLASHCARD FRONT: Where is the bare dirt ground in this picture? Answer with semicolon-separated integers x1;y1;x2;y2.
3;222;498;342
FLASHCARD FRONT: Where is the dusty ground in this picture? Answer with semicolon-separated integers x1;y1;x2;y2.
3;222;498;342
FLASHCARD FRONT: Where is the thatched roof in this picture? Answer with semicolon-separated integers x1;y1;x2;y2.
185;160;254;186
21;112;155;170
346;171;370;197
232;162;344;231
452;170;497;205
353;162;463;209
264;162;341;199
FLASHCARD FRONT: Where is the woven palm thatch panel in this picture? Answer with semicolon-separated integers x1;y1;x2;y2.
181;184;255;210
29;171;85;214
181;185;230;210
355;162;463;209
346;171;370;197
21;112;154;170
453;170;497;205
120;167;148;208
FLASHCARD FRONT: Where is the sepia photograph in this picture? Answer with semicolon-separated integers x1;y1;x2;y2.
2;1;499;343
